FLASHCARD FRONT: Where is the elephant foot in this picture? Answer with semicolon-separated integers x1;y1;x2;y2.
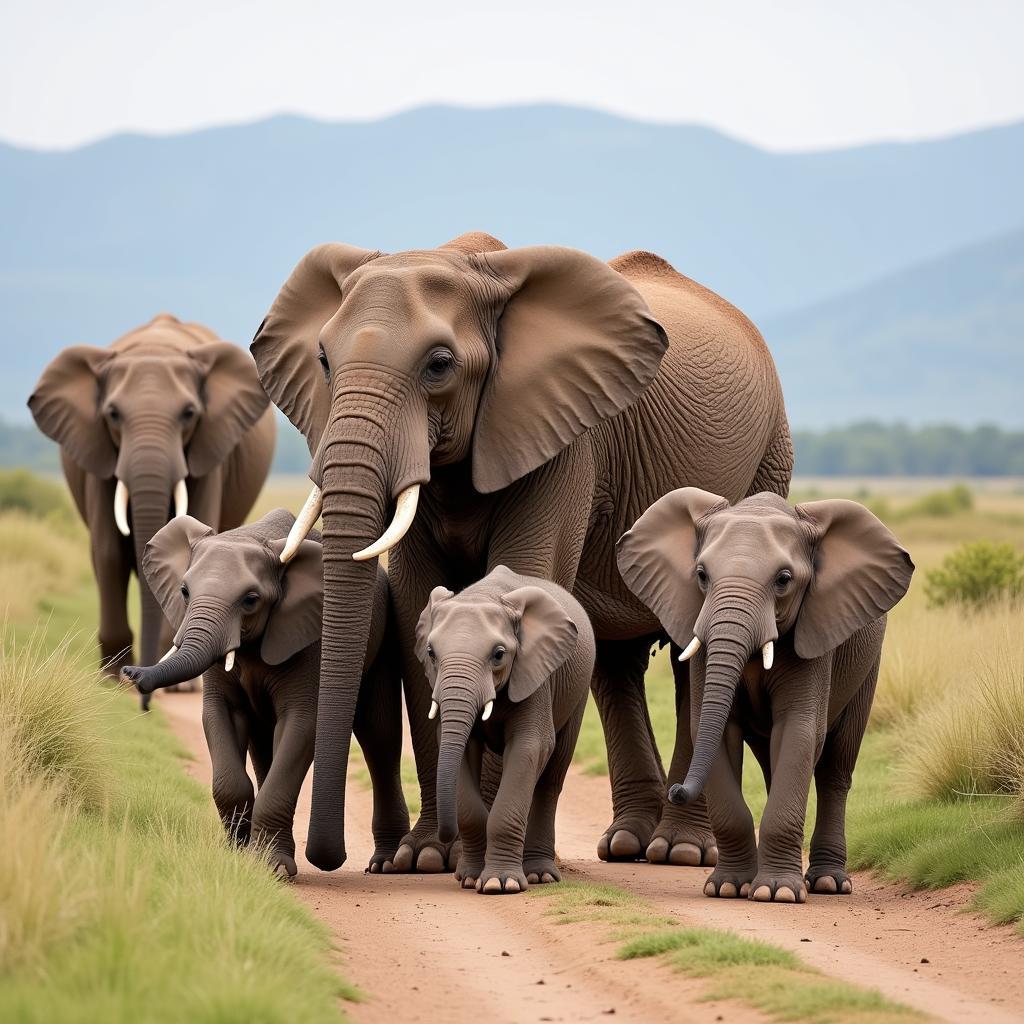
524;857;561;885
646;806;719;866
750;871;807;904
597;807;661;862
272;853;298;879
703;862;756;898
805;865;853;895
455;857;483;890
477;864;529;895
366;847;398;874
391;823;454;873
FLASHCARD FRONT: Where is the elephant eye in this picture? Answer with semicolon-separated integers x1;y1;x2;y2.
318;347;331;382
695;565;709;588
241;592;260;610
180;404;197;422
180;583;190;601
423;348;455;384
106;405;121;423
775;569;793;590
426;643;436;662
492;645;506;664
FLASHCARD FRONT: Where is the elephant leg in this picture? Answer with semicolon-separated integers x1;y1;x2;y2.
648;651;719;867
806;664;877;896
702;718;758;897
354;645;411;874
252;714;314;878
747;418;794;500
524;704;584;885
203;687;254;845
389;543;452;873
592;636;666;861
479;733;548;895
91;520;133;679
751;710;822;904
454;738;487;889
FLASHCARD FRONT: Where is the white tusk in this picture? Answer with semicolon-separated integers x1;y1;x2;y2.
280;484;323;564
114;479;130;537
353;484;421;562
159;645;177;662
762;641;774;671
428;699;439;720
482;700;493;722
677;636;701;662
173;479;188;518
224;650;236;672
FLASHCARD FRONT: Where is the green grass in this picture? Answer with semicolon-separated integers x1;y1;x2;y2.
531;882;917;1023
0;630;355;1023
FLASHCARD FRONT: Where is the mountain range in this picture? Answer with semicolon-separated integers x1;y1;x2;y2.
1;104;1022;427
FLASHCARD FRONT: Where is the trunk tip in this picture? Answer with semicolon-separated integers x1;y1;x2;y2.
305;833;347;872
668;782;702;806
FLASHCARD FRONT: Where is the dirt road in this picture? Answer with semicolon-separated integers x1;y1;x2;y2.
160;692;1024;1024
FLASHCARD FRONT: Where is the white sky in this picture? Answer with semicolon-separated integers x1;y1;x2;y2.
2;0;1022;151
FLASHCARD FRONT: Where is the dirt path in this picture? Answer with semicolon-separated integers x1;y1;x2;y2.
159;692;1024;1024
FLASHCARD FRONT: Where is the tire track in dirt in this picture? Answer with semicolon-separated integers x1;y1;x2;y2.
159;691;764;1024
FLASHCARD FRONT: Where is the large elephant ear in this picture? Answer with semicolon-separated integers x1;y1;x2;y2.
470;247;668;494
28;345;117;477
414;585;455;682
794;499;914;661
263;539;323;665
251;244;380;453
142;516;215;630
616;488;728;649
186;342;270;477
501;583;578;703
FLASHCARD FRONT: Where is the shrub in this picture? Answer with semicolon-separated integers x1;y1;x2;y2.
0;469;71;521
924;540;1024;609
906;483;973;519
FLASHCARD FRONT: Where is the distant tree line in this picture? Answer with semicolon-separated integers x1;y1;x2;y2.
793;422;1024;476
2;418;1022;477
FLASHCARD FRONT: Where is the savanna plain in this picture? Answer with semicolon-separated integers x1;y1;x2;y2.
2;470;1023;1024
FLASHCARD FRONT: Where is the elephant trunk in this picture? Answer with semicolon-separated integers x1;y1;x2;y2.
435;676;482;845
123;597;235;694
670;585;767;806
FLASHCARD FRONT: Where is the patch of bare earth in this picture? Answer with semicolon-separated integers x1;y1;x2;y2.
159;691;1024;1024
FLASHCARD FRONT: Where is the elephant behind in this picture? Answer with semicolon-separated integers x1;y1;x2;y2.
29;313;276;705
252;232;792;872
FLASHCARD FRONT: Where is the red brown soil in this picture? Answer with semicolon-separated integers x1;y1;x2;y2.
160;692;1024;1024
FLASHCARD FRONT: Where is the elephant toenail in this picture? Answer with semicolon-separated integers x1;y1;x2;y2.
526;873;539;884
719;882;737;897
608;830;642;858
416;847;445;873
841;879;852;893
775;886;797;903
751;885;772;901
646;837;669;862
704;880;717;897
482;878;502;893
382;860;394;873
505;879;521;893
704;847;719;866
541;873;556;884
669;842;702;866
739;882;751;897
814;875;838;893
392;845;414;871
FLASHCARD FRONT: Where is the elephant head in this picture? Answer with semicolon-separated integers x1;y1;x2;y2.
120;509;323;694
252;234;667;869
414;567;578;844
28;322;269;669
616;490;913;806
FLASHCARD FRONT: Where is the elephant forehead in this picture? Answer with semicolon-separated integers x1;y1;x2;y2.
105;354;199;395
431;599;511;645
188;537;273;592
701;514;804;568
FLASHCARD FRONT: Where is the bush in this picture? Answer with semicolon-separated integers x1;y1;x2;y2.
0;469;71;521
906;483;973;518
925;540;1024;608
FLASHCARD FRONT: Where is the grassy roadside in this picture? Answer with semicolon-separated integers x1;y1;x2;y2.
571;486;1024;934
531;881;918;1023
0;632;356;1023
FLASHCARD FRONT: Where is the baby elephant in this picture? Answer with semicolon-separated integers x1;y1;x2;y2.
617;490;913;904
416;565;595;894
121;508;408;877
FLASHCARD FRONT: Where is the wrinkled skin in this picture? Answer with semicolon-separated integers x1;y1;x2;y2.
120;509;408;876
252;231;791;872
617;490;914;903
416;566;594;894
29;314;275;707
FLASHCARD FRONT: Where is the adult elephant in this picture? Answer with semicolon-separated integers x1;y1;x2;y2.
253;232;792;872
29;313;276;706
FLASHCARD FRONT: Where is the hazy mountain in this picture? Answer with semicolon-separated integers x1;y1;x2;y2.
1;103;1022;424
766;229;1024;427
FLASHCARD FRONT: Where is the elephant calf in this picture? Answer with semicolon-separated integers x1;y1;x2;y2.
617;490;913;904
415;566;595;894
121;509;409;877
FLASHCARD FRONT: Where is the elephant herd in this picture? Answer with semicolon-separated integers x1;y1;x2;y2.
30;231;913;904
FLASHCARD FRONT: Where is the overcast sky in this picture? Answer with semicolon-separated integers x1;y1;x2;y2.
3;0;1022;151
